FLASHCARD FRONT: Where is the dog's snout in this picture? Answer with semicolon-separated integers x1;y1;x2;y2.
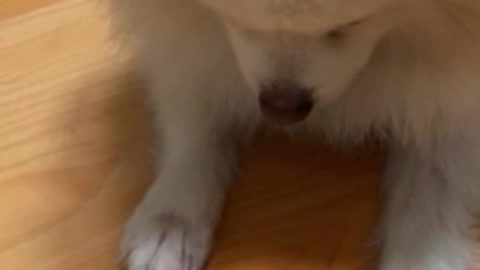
259;83;314;126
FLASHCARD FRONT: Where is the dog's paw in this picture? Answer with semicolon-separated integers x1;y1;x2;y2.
378;255;466;270
121;213;212;270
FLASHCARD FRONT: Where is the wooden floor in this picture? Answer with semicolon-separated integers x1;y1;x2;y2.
0;1;409;269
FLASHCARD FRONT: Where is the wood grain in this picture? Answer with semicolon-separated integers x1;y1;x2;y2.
0;1;471;270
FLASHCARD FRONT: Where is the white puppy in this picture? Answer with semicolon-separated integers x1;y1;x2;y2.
112;0;480;269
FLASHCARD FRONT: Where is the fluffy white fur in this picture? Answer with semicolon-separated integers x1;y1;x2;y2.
112;0;480;269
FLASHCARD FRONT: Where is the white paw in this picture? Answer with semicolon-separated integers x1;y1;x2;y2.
121;212;212;270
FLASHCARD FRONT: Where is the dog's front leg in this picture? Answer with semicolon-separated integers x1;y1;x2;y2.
121;96;244;270
379;138;480;270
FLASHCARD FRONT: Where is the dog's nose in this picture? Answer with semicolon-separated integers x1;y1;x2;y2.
259;83;314;126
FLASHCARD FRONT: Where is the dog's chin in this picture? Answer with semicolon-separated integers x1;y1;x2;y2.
261;115;308;127
260;110;310;127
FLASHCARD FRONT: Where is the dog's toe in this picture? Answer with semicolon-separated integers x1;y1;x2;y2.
121;214;211;270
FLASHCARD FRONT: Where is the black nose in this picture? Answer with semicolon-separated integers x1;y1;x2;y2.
259;83;314;126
